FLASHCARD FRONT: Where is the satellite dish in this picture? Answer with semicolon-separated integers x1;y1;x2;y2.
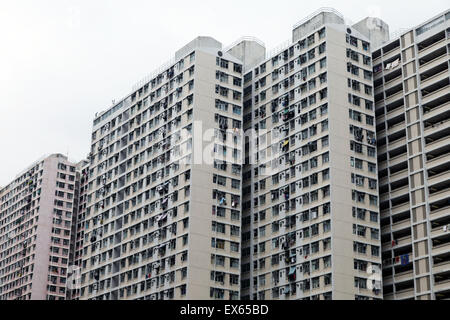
218;51;223;57
347;28;352;34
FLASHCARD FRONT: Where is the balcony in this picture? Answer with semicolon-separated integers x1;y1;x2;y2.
422;83;450;106
385;107;404;121
386;120;406;137
381;209;390;219
395;288;415;300
384;91;404;107
433;254;450;273
425;135;450;154
421;68;449;88
388;136;407;154
433;237;450;256
393;236;413;249
425;118;450;138
423;93;450;118
394;270;414;283
418;34;447;58
382;47;401;64
427;145;450;168
422;42;447;65
391;203;411;216
428;171;450;189
419;43;447;68
389;186;409;201
430;205;450;221
430;196;450;220
429;188;450;204
434;279;450;293
390;169;408;184
391;219;411;234
384;77;403;94
389;153;407;167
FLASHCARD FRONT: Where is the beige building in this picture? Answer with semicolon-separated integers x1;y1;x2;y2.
240;8;386;300
79;37;266;300
373;10;450;300
0;154;79;300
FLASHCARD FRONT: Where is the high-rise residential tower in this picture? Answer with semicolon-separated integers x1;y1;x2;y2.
240;8;388;300
79;37;264;300
0;154;79;300
373;9;450;300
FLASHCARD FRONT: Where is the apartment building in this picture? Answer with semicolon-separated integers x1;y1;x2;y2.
373;10;450;300
1;7;446;302
0;154;78;300
240;8;386;300
79;37;267;300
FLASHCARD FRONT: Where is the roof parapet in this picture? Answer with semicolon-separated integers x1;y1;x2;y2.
292;7;344;42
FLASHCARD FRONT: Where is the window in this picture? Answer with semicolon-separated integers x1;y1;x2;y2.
353;242;367;254
323;220;331;233
371;228;379;240
230;242;239;252
323;255;332;267
370;211;378;222
362;41;370;51
318;28;326;39
319;42;326;54
371;246;380;257
310;277;319;290
324;274;332;286
354;259;367;271
308;63;316;75
322;152;329;164
233;105;241;115
211;238;225;249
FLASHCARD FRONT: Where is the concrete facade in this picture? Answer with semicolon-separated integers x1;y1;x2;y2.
240;8;382;300
79;37;264;300
373;9;450;300
0;154;78;300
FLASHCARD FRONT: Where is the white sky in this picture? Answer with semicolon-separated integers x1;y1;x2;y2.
0;0;448;186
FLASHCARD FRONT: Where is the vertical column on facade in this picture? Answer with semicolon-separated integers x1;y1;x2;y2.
402;29;434;299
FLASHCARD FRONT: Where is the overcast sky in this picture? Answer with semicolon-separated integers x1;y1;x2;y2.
0;0;448;186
